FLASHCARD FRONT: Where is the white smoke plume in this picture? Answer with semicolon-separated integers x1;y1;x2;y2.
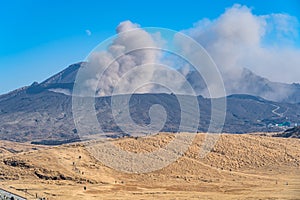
183;4;300;84
84;20;162;96
78;5;300;102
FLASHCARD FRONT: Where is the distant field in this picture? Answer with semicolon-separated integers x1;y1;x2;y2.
0;133;299;200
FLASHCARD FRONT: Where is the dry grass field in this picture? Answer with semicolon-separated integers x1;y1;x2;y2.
0;133;299;199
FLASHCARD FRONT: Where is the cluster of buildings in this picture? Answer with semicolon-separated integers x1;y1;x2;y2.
267;121;298;129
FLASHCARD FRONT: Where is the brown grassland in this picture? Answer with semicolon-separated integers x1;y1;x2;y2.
0;133;299;199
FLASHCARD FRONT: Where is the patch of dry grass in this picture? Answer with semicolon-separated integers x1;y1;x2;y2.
0;133;299;199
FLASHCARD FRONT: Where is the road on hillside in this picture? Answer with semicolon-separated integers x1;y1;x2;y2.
0;188;27;200
271;104;283;117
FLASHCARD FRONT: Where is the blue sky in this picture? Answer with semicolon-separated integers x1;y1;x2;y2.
0;0;299;94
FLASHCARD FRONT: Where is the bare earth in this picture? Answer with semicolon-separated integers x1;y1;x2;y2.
0;133;299;200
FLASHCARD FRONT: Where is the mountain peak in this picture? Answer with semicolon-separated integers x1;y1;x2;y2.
41;62;85;86
5;61;300;103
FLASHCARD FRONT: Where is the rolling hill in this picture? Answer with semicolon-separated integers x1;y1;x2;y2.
0;133;299;199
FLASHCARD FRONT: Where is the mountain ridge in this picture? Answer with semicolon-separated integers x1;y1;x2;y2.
17;62;300;103
1;62;300;142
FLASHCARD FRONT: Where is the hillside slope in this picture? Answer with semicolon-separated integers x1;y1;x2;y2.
0;133;299;199
1;89;300;142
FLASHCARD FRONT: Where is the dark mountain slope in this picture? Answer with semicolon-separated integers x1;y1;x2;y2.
1;88;300;142
1;62;300;142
